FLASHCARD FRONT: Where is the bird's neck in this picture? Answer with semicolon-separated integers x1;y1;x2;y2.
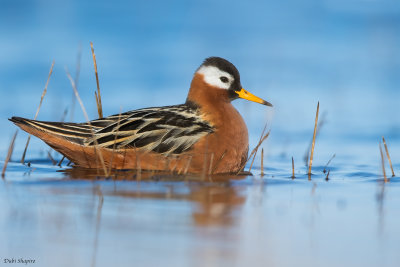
186;73;231;111
186;73;244;129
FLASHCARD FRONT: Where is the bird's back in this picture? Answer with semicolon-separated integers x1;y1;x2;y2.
10;103;214;156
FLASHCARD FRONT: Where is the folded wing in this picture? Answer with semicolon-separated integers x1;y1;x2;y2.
88;104;214;155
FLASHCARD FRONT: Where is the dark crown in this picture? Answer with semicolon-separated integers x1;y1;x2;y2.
200;57;241;81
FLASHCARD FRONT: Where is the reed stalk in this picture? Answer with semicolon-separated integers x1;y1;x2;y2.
260;148;264;176
136;155;142;181
212;150;226;174
47;150;57;165
323;154;336;174
57;156;65;167
108;109;122;174
291;156;295;179
201;138;209;180
90;42;103;119
382;136;395;177
308;102;319;180
208;153;214;175
66;68;108;176
379;142;387;183
2;130;18;178
248;123;268;172
70;44;82;122
183;156;192;175
303;111;326;166
325;170;330;181
21;61;54;164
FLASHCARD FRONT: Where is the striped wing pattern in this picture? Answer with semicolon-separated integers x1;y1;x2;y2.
87;105;214;155
19;120;96;143
19;104;214;155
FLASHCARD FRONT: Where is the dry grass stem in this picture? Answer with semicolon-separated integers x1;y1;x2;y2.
248;123;268;172
58;156;65;167
66;68;108;177
308;101;319;180
325;170;330;181
208;153;214;175
382;136;395;177
202;153;208;180
70;44;82;122
201;138;209;180
291;156;295;179
260;148;264;176
60;108;68;122
108;109;122;174
75;44;82;89
81;146;90;168
93;146;99;175
379;142;387;183
136;156;142;181
243;129;270;175
47;150;57;165
170;156;178;173
21;60;55;164
90;42;103;119
183;156;192;175
303;111;327;166
2;130;18;178
323;154;336;174
212;150;226;174
164;157;171;172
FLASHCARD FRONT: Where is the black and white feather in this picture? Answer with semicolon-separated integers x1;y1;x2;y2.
12;104;214;155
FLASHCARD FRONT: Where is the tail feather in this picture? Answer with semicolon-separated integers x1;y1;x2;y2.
9;116;109;167
9;116;93;144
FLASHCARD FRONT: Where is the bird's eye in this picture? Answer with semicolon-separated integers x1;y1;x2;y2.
220;76;229;83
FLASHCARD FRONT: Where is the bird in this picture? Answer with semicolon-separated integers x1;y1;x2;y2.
10;57;272;174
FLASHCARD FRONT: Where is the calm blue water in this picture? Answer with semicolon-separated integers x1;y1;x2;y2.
0;1;400;266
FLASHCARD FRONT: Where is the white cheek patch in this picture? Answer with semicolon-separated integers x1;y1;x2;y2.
197;66;234;90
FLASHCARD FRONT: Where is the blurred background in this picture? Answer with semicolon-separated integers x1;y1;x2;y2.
1;2;400;267
0;0;399;163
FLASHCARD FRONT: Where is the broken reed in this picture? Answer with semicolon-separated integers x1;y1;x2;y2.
65;68;109;177
90;42;103;119
47;150;57;165
108;109;123;175
201;137;209;180
260;148;264;176
303;111;326;166
379;142;388;183
2;130;18;178
291;156;295;179
208;153;214;176
211;150;226;175
325;170;330;181
382;136;395;177
308;101;319;180
58;156;65;167
246;122;270;173
70;43;82;122
323;154;336;174
21;60;55;164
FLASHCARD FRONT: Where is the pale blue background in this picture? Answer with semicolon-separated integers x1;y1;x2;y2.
1;2;400;267
0;0;399;163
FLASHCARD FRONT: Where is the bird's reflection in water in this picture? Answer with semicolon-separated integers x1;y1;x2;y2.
190;185;245;226
62;167;248;227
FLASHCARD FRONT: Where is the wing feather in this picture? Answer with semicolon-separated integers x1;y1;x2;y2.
85;104;214;155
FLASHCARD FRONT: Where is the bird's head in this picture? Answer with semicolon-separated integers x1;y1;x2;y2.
188;57;272;107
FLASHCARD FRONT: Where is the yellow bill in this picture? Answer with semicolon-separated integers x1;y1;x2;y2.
235;88;273;107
